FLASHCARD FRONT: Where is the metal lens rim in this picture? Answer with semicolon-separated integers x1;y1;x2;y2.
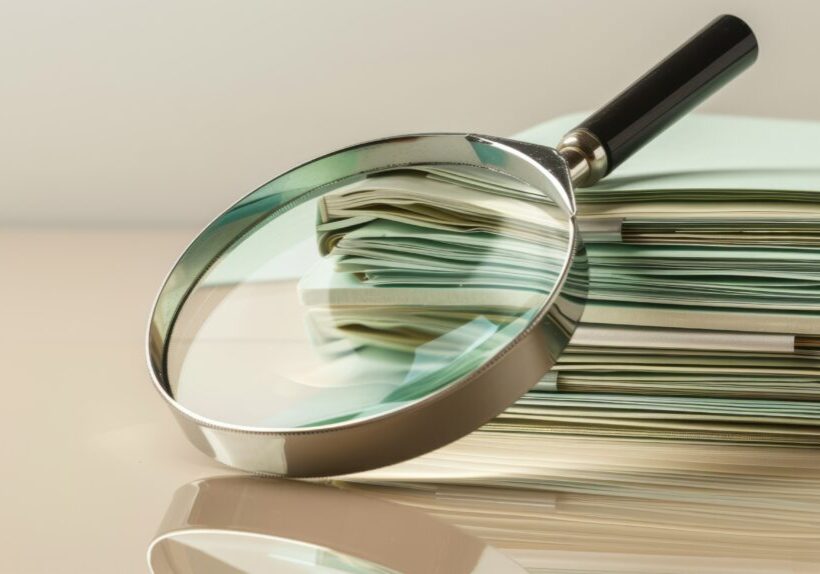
145;133;578;436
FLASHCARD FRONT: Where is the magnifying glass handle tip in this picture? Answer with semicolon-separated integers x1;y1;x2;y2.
561;14;758;187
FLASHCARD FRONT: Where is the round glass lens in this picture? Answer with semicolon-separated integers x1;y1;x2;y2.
166;163;571;428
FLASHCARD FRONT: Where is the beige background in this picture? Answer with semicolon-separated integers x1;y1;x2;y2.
1;0;818;227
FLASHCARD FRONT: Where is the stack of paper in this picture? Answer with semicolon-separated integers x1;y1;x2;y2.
301;113;820;445
495;114;820;445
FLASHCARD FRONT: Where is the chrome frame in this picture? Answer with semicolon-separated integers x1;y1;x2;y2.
146;133;588;477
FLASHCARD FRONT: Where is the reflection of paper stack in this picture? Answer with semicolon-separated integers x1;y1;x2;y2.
303;113;820;445
347;433;820;572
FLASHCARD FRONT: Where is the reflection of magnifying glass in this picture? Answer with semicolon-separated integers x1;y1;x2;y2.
148;477;528;574
147;15;757;477
149;472;820;573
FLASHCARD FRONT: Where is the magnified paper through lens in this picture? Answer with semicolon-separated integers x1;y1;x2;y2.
166;165;571;428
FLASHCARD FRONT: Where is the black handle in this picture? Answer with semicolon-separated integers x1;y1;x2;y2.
570;14;757;179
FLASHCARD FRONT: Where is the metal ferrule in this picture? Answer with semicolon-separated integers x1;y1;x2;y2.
557;129;608;188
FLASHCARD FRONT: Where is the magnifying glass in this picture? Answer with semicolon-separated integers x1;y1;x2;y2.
147;15;757;477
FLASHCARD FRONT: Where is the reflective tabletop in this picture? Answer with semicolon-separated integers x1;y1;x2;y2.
2;229;819;573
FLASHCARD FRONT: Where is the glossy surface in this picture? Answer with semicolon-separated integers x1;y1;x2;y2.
3;229;820;573
151;470;820;574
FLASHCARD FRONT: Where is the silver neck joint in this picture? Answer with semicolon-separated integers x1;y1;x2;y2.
557;129;608;188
